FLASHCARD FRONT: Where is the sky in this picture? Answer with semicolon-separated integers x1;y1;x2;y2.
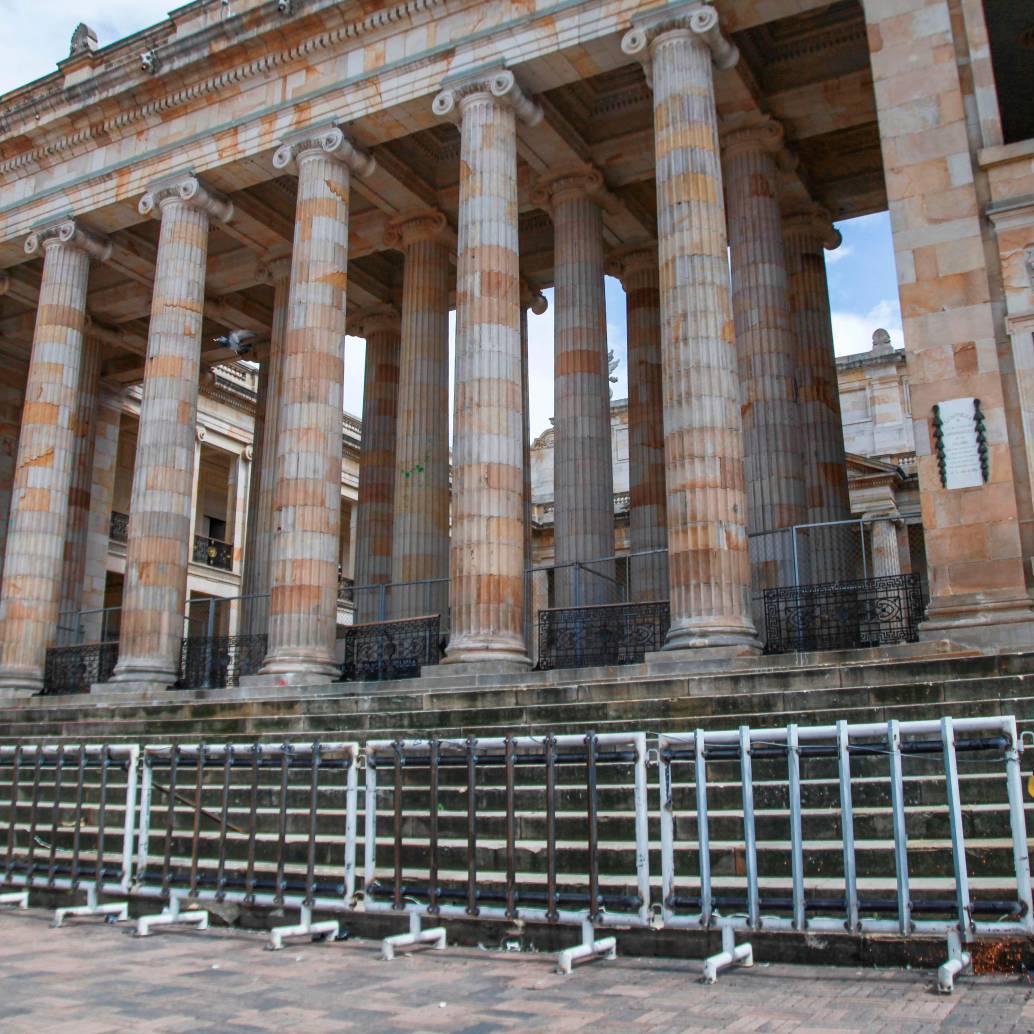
0;2;906;440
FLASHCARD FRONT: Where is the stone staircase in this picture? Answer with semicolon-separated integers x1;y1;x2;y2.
2;643;1033;967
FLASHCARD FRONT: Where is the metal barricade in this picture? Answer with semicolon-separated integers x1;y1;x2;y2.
658;716;1034;990
0;745;138;924
362;732;651;973
133;741;358;947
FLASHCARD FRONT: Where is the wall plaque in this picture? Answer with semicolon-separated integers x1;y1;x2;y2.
932;397;989;490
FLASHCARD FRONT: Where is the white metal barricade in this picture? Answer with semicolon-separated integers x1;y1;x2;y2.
0;744;138;926
659;715;1034;991
133;741;358;948
362;732;651;973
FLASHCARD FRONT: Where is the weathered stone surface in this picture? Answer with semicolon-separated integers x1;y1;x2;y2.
0;220;109;691
385;211;450;622
623;11;759;654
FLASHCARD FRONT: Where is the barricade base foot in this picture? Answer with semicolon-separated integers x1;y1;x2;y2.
269;906;340;951
53;901;128;928
556;935;617;975
0;891;28;910
702;927;754;984
382;914;446;961
135;899;209;938
937;931;972;994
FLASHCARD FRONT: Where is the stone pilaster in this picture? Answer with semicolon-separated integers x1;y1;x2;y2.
58;332;102;628
0;218;111;694
623;8;760;656
109;175;232;691
241;258;291;638
257;125;374;684
783;204;853;583
353;305;401;624
433;69;541;671
607;243;668;602
534;165;616;607
869;516;903;578
80;388;122;643
723;117;807;591
385;211;451;621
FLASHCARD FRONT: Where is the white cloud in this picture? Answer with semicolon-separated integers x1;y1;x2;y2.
831;298;904;357
823;244;854;266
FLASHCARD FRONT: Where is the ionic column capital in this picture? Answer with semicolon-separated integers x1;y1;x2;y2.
605;241;659;284
24;218;112;262
782;202;842;252
520;279;548;315
383;208;451;250
139;174;233;223
272;124;376;178
350;303;401;339
621;2;738;83
258;255;293;284
532;163;619;215
720;116;785;163
432;67;543;127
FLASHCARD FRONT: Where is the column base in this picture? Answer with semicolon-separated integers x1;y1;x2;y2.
646;644;761;665
238;671;337;691
661;620;762;655
0;669;43;696
920;591;1034;652
441;637;531;674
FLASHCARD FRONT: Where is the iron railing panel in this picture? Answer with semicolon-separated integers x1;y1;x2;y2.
42;642;119;695
339;614;442;682
762;573;924;654
537;599;669;670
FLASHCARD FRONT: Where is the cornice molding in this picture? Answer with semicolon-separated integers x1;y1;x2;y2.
0;0;442;178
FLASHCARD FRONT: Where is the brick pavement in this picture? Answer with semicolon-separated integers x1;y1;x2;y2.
0;908;1032;1033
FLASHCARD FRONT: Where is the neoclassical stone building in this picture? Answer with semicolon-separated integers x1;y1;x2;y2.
0;0;1031;697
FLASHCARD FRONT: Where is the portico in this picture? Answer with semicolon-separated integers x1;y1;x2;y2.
0;0;1031;696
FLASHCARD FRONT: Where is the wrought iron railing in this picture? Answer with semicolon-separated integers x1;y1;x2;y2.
109;511;129;544
193;534;233;570
762;573;925;654
339;614;443;682
41;642;119;695
537;600;670;670
176;634;268;690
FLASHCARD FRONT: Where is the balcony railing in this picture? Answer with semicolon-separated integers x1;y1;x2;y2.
193;534;233;571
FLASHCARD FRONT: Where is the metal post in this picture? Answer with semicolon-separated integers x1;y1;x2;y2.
1003;716;1034;932
836;721;858;931
739;726;759;929
787;724;805;931
940;717;971;938
886;720;911;935
695;729;712;928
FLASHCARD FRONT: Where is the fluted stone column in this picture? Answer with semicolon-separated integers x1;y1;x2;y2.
354;305;401;623
784;204;853;583
59;332;103;626
80;388;122;643
432;70;542;671
534;166;616;607
0;219;111;695
255;125;374;685
241;258;291;638
623;9;760;656
521;282;548;653
870;517;903;578
109;176;232;691
723;118;806;593
607;243;668;602
385;211;451;621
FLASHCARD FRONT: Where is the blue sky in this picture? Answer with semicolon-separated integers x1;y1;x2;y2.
0;3;905;439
